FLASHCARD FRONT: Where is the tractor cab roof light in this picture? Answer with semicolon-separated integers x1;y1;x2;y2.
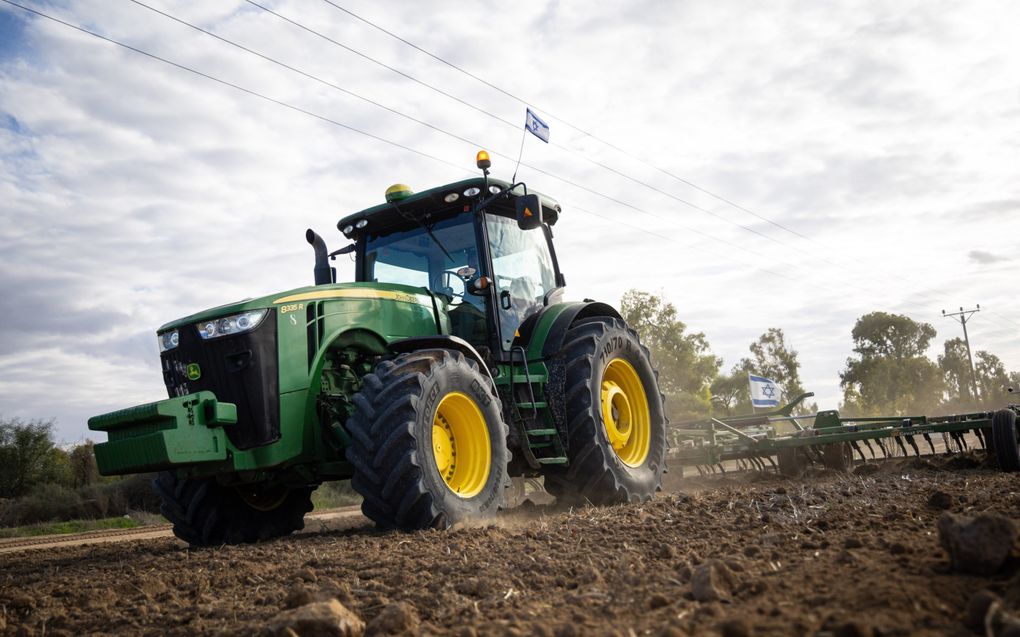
476;150;491;171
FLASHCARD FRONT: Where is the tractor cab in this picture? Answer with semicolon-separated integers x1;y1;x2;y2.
335;168;566;362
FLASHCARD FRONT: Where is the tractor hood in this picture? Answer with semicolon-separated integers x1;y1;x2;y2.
157;282;439;333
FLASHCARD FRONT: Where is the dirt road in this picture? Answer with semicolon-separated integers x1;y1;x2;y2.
2;454;1018;636
0;507;366;555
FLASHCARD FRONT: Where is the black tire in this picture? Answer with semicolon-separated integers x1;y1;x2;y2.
821;443;852;472
544;317;667;505
992;409;1019;472
777;447;807;478
345;349;509;530
153;472;313;546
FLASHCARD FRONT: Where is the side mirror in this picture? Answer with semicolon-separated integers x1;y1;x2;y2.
515;194;543;230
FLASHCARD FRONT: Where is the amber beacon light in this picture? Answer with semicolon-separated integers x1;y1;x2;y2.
475;150;491;171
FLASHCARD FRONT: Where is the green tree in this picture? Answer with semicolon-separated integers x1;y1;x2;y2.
620;289;721;421
938;337;975;408
975;351;1009;403
711;328;814;415
0;418;64;498
839;312;943;415
69;441;100;488
710;371;750;416
736;328;807;399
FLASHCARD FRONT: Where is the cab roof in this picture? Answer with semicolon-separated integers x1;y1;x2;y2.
336;177;561;239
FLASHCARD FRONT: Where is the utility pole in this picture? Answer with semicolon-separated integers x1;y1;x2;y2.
942;305;981;402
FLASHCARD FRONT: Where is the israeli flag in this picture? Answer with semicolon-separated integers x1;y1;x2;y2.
525;108;550;143
748;374;782;408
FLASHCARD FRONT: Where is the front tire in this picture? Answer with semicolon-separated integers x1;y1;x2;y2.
154;472;313;546
992;409;1019;472
544;317;666;505
345;349;509;530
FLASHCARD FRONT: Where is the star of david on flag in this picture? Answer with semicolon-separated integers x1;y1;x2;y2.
748;374;782;408
525;108;550;143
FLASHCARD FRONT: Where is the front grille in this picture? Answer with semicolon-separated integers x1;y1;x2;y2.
161;311;280;450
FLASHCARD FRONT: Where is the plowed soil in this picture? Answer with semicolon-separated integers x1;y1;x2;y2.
2;453;1019;637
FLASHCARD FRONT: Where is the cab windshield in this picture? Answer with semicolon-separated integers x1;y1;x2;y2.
362;212;477;294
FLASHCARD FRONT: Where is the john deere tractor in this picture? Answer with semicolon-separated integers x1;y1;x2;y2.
89;152;667;545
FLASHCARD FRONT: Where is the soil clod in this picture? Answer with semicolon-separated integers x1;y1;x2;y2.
938;512;1017;575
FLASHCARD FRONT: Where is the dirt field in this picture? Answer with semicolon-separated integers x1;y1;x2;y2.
2;453;1018;637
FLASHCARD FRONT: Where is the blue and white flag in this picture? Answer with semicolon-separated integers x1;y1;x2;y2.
748;374;782;408
525;108;550;143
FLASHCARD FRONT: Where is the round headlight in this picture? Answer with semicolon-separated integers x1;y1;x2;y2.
463;187;481;197
200;322;215;338
443;192;459;203
355;219;368;229
168;331;179;348
342;225;354;235
488;185;501;194
236;314;251;330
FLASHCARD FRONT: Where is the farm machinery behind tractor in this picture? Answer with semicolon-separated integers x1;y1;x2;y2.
87;152;668;546
669;390;1020;476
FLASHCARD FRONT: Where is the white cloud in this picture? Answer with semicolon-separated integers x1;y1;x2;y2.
1;0;1019;441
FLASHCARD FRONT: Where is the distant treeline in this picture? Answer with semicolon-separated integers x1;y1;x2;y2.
0;419;159;527
620;289;1018;422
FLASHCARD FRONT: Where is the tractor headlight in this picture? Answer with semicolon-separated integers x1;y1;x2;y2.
196;309;269;340
158;329;179;352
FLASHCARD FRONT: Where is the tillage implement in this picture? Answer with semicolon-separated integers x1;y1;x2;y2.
89;152;667;546
671;392;1020;476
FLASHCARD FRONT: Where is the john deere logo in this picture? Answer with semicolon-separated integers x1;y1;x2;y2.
186;363;201;381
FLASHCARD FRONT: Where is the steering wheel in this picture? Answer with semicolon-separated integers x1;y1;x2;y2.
440;270;470;299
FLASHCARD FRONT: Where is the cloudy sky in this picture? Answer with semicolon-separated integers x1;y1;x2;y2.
1;0;1018;442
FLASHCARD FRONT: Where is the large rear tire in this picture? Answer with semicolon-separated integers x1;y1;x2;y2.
544;317;666;505
992;409;1019;472
154;472;313;547
345;349;509;530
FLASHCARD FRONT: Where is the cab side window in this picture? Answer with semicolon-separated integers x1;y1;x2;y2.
485;214;556;350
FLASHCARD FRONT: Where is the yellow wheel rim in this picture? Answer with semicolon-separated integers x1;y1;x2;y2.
431;392;491;498
600;358;651;467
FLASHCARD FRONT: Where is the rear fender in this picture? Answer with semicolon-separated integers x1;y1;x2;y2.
520;302;623;360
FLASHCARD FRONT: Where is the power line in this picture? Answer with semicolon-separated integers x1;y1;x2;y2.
313;0;1003;319
256;0;987;318
0;0;465;172
315;0;816;243
116;0;816;278
1;0;796;283
246;1;802;250
6;1;1015;337
243;0;521;132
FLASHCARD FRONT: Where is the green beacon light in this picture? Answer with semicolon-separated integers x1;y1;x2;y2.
385;183;414;203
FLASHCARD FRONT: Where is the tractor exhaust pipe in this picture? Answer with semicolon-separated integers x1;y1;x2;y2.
306;229;335;286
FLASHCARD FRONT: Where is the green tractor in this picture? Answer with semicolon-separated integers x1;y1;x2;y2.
89;152;667;545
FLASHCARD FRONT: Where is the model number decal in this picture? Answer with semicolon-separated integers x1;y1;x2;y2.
279;303;304;314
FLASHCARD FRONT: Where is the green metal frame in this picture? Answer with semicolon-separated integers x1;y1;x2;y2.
670;392;1011;468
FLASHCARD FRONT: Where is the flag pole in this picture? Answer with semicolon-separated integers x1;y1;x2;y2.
748;372;756;415
511;123;528;182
